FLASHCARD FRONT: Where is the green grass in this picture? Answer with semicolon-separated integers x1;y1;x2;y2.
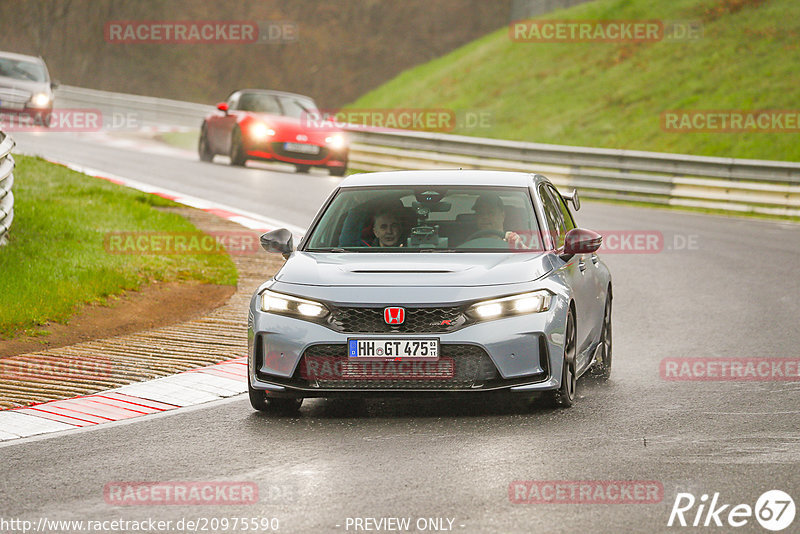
0;155;237;339
350;0;800;161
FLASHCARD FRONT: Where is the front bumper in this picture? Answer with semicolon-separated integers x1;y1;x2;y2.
244;140;348;167
248;301;567;398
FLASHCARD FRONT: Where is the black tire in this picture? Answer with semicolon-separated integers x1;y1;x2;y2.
548;310;577;407
248;372;269;411
329;166;346;177
198;125;213;162
268;397;304;414
229;127;247;166
589;293;612;380
295;164;311;174
248;373;304;414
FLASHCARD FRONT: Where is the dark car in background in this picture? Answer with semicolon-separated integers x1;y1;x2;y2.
198;89;348;176
0;51;57;127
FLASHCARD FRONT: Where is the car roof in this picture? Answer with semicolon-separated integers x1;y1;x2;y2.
339;170;548;188
0;51;45;64
231;88;315;101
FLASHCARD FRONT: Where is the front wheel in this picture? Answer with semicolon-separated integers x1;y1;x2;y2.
548;311;576;407
229;127;247;166
295;164;311;173
248;374;304;414
268;397;304;414
329;166;346;177
248;372;269;411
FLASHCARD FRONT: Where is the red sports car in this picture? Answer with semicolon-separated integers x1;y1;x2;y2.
198;89;348;176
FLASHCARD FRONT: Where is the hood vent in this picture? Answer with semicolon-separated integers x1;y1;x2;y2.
349;269;452;274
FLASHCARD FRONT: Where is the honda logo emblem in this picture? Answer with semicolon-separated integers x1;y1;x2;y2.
384;307;405;325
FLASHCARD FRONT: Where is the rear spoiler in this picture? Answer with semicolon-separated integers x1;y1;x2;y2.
561;189;580;211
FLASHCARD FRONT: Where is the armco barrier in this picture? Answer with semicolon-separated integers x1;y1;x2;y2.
343;129;800;218
54;85;800;217
0;131;14;246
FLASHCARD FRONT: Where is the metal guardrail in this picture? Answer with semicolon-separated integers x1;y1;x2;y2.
0;131;15;246
344;129;800;217
56;85;213;129
54;85;800;217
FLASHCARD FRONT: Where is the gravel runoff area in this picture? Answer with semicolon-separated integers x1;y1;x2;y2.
0;208;283;409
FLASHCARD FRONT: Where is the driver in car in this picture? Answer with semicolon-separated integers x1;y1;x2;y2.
369;208;404;247
339;203;406;247
472;193;527;249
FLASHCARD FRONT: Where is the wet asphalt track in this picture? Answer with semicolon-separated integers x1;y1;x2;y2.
1;131;798;533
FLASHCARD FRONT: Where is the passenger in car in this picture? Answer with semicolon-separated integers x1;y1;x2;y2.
471;193;528;249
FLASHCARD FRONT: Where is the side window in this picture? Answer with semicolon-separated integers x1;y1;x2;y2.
548;185;576;233
538;184;565;249
227;92;240;110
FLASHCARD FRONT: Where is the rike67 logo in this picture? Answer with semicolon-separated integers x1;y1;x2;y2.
668;490;795;531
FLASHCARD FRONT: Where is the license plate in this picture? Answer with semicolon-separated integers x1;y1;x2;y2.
284;142;320;154
348;338;439;361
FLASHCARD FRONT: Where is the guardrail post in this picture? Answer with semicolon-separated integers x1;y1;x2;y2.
0;131;16;247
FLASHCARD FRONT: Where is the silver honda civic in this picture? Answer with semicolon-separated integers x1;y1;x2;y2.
248;170;612;412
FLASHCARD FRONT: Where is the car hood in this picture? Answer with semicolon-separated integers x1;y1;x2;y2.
242;112;340;135
273;252;555;287
0;76;49;94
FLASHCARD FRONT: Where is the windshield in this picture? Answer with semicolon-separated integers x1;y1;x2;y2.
237;92;281;113
0;57;47;83
279;96;316;119
305;186;543;252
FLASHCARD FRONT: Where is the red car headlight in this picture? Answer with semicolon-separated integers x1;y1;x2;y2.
325;133;347;150
248;122;275;141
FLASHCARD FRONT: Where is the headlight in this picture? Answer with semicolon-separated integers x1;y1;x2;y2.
249;122;275;141
29;93;51;107
467;290;552;321
325;133;346;150
260;289;328;319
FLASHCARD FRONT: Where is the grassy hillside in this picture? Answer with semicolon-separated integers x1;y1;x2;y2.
351;0;799;161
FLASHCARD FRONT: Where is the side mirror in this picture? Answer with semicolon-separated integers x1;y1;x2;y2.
562;189;580;211
50;80;60;90
260;228;294;259
216;102;229;114
561;228;602;260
